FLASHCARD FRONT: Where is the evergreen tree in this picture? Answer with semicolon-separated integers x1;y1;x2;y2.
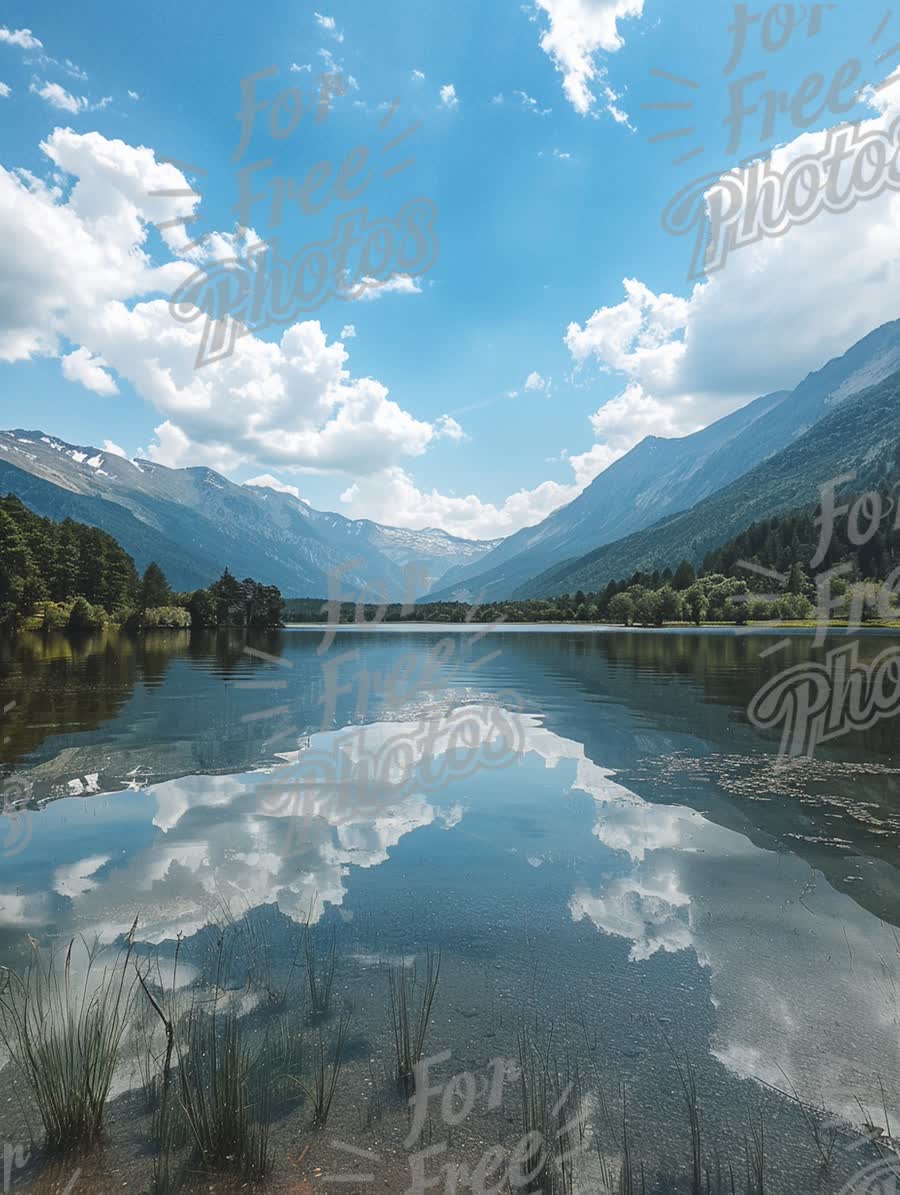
0;508;38;627
673;560;696;590
209;568;246;626
187;588;217;628
139;562;172;610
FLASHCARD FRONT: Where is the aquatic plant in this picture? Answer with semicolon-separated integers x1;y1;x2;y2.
388;949;441;1095
516;1028;584;1195
172;933;274;1179
0;924;140;1152
745;1103;766;1195
136;943;184;1195
306;1009;351;1127
305;922;338;1022
175;1001;273;1178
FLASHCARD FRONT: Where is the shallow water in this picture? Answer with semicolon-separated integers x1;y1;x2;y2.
1;626;900;1191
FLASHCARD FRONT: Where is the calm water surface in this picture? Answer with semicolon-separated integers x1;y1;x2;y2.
1;625;899;1191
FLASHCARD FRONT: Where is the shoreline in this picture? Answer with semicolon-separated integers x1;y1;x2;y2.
283;619;900;634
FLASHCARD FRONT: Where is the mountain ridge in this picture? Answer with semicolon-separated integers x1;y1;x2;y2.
516;366;900;597
428;319;900;602
0;431;501;600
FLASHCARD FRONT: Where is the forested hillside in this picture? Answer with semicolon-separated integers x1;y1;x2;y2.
0;495;283;632
0;494;137;626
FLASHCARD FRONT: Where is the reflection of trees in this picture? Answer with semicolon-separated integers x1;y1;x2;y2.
138;629;188;688
497;629;900;760
0;631;139;778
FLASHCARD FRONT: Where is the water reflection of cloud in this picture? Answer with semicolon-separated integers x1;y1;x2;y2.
53;854;110;898
553;748;900;1125
570;871;692;962
0;890;48;927
28;712;492;946
5;704;900;1128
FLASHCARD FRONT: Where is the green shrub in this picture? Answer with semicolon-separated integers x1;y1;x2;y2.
67;596;105;633
746;597;776;621
143;606;192;629
774;593;816;621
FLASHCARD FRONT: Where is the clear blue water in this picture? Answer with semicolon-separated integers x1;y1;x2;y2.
1;626;899;1190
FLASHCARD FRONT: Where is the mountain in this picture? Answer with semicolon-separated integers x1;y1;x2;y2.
0;432;500;600
429;320;900;602
516;366;900;597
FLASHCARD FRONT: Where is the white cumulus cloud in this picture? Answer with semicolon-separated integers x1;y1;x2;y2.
61;346;119;395
563;82;900;475
435;414;467;441
439;84;458;109
339;466;580;540
0;129;448;481
535;0;644;116
0;26;42;50
525;371;548;392
30;81;88;113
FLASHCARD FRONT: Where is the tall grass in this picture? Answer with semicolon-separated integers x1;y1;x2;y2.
0;924;140;1152
302;1009;351;1127
304;923;337;1022
176;1001;273;1178
745;1103;766;1195
388;949;441;1095
673;1053;702;1194
516;1028;584;1195
593;1085;646;1195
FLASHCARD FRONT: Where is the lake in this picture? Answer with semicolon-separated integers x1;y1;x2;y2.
1;625;899;1192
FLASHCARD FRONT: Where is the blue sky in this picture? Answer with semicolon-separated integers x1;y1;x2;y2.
1;1;898;537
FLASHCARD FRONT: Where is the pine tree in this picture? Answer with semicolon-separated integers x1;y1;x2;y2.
139;562;172;610
209;568;245;626
0;508;36;627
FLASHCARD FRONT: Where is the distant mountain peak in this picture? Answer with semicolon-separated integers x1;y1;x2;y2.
0;427;503;599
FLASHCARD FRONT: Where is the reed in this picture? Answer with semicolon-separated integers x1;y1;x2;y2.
388;949;441;1095
166;931;272;1178
136;945;181;1194
303;1009;351;1127
515;1028;584;1195
175;1000;273;1179
745;1103;766;1195
305;923;337;1022
0;924;139;1152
